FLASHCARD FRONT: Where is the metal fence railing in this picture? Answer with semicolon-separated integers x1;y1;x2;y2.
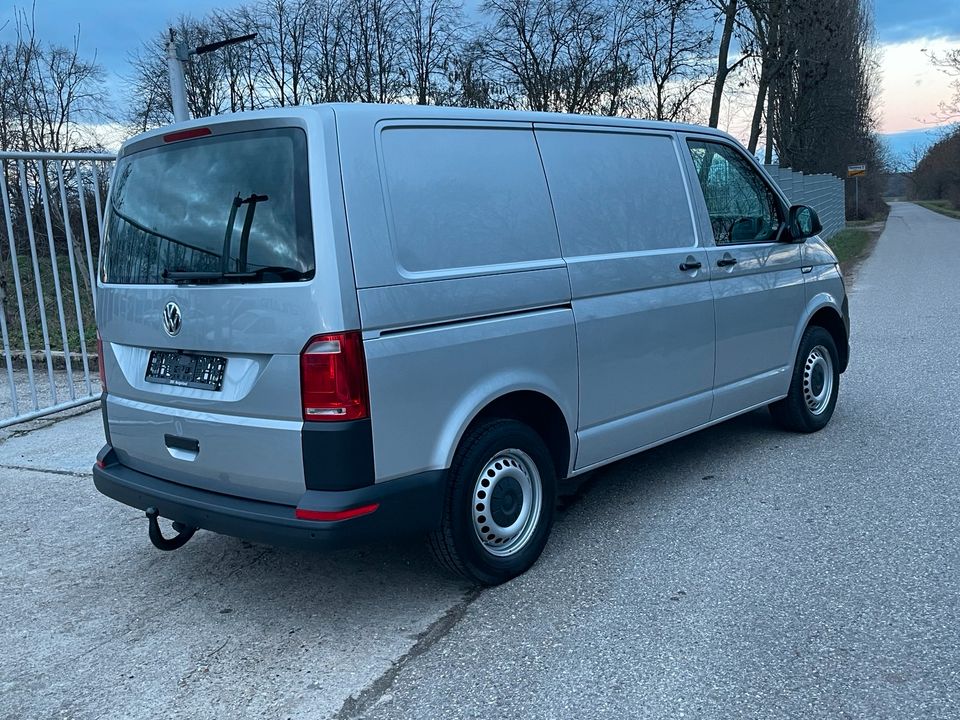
0;151;116;427
764;165;845;240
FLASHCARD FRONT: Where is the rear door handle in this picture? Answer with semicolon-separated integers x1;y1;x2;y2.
165;434;199;453
679;261;702;271
717;257;738;267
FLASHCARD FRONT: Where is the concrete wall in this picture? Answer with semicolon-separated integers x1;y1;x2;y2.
764;165;845;240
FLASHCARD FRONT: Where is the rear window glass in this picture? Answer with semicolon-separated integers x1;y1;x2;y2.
102;127;312;284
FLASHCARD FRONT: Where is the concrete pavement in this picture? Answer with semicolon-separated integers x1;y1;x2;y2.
1;202;958;719
0;410;473;720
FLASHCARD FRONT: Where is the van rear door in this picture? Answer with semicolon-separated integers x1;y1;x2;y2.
98;116;357;505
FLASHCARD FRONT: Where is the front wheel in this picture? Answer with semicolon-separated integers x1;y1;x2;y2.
428;419;556;585
769;325;841;433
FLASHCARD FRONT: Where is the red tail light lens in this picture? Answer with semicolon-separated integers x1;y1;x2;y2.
97;333;106;391
295;503;379;522
300;332;369;422
162;127;212;143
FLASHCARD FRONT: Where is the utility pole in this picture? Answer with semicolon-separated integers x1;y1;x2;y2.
166;30;190;123
165;29;257;124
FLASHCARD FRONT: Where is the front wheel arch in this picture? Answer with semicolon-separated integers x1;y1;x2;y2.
807;306;849;373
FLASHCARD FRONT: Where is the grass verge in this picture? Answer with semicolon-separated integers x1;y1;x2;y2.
827;203;888;280
913;200;960;220
827;228;872;267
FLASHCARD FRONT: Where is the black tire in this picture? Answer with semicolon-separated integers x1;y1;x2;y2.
769;325;841;433
428;419;556;586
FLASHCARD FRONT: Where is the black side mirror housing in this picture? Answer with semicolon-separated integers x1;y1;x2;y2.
788;205;823;241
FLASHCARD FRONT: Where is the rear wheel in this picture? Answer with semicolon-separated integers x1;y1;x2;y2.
770;325;840;432
428;419;556;585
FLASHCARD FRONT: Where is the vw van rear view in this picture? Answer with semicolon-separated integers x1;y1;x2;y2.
94;104;849;585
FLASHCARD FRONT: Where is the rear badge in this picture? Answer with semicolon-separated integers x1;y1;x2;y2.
163;301;182;337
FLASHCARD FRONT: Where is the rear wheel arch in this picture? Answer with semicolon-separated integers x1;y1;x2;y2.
461;390;573;481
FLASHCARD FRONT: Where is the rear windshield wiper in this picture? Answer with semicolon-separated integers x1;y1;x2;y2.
223;266;311;282
162;266;310;284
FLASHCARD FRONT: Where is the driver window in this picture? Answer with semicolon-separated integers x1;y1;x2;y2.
687;140;782;245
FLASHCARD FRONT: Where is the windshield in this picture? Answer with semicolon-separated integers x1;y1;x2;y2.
102;127;313;284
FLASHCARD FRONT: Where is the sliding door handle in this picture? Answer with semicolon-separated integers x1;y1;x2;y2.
717;257;738;267
679;260;702;271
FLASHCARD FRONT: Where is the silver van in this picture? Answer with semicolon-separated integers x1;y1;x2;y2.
93;104;849;585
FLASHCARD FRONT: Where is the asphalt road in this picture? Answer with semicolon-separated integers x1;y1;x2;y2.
1;202;958;719
353;202;960;719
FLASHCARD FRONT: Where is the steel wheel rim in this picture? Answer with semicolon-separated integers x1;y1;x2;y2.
471;449;543;557
803;345;834;416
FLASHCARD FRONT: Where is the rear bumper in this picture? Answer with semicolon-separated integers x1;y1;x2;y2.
92;446;445;549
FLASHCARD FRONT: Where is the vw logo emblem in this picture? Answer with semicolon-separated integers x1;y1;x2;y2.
163;301;182;337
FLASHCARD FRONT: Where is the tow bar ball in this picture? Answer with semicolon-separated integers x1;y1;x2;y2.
145;507;198;551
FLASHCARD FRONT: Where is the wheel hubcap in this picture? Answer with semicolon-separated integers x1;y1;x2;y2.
803;345;834;416
472;449;542;557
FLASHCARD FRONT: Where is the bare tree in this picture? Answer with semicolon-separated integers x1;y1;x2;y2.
632;0;714;122
482;0;639;114
707;0;751;127
0;6;105;152
926;48;960;122
399;0;465;104
739;0;790;159
445;38;505;107
211;8;263;111
305;0;352;103
238;0;315;107
340;0;405;102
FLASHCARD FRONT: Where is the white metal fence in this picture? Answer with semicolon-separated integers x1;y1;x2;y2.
764;165;845;240
0;151;116;427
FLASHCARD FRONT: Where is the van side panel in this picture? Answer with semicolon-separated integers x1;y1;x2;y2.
534;126;715;469
337;116;564;289
336;112;577;481
357;268;569;331
365;310;579;481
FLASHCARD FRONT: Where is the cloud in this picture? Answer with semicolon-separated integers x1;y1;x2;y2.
878;38;957;133
875;0;960;43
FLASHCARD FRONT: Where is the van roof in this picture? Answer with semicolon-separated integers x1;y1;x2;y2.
325;103;732;137
120;103;737;154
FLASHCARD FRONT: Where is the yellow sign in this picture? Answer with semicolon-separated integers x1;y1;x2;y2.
847;164;867;177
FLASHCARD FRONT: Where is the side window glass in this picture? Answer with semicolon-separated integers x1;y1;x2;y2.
687;140;782;245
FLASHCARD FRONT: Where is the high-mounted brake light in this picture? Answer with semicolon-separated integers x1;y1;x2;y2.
295;504;380;522
162;127;212;143
300;331;369;422
97;332;106;391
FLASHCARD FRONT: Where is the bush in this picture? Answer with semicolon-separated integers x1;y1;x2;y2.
909;128;960;210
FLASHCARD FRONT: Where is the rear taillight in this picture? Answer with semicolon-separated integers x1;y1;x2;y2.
294;504;379;522
300;331;369;422
97;333;106;391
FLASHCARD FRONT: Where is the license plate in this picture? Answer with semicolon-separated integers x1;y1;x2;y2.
145;350;227;391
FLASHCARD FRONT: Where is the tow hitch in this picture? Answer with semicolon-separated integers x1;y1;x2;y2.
145;507;197;551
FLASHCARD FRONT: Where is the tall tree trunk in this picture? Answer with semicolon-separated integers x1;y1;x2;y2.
764;83;774;164
747;73;768;153
708;0;738;128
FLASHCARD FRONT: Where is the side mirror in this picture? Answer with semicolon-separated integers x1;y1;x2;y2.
788;205;822;241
